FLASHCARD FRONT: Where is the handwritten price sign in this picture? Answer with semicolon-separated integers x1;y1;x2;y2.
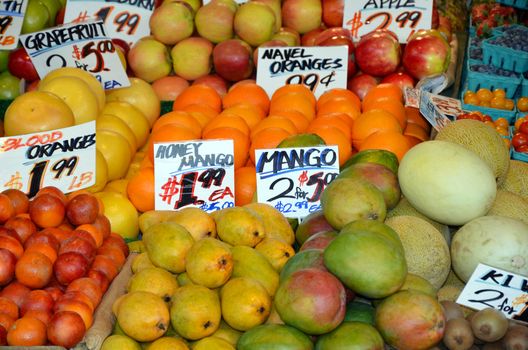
0;122;96;197
63;0;154;48
457;264;528;324
255;146;339;219
256;46;348;98
154;140;235;212
343;0;433;43
419;91;453;131
0;0;28;49
19;20;130;90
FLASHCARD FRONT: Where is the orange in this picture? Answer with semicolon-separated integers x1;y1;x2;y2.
24;243;58;264
172;84;222;113
203;113;250;136
517;97;528;112
515;115;527;131
228;79;256;91
405;106;430;131
235;166;257;206
504;99;515;111
220;103;265;129
271;84;316;107
404;135;422;148
492;88;506;98
316;98;361;121
152;110;203;137
464;94;479;106
359;130;411;161
351;109;403;149
147;124;198;162
494;117;509;129
270;92;316;121
75;223;104;248
316;88;361;112
269;110;310;133
181;103;219;120
222;83;270;115
307;115;352;140
308;125;352;166
403;123;429;142
362;83;403;108
202;127;250;169
363;99;407;129
476;88;493;102
251;116;298;139
249;127;292;164
7;316;47;346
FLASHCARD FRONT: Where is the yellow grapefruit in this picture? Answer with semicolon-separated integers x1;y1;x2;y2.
101;101;150;148
97;114;138;153
96;129;132;181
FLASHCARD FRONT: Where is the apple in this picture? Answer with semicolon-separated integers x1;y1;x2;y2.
55;6;65;25
253;39;288;69
282;0;322;34
0;248;16;286
38;0;62;26
149;0;194;45
322;0;344;27
355;29;401;77
313;27;357;77
254;0;282;31
213;38;254;82
381;72;415;91
192;74;228;97
347;73;379;101
127;36;172;83
151;75;189;101
195;0;235;44
181;0;200;12
21;0;50;34
234;1;276;47
0;50;10;72
7;47;39;82
171;37;214;81
0;71;21;100
301;27;325;46
271;27;301;47
402;29;451;80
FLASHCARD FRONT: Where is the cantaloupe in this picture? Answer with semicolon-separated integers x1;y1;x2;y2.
435;119;510;185
487;189;528;225
442;269;465;289
384;216;450;290
387;197;451;245
498;160;528;200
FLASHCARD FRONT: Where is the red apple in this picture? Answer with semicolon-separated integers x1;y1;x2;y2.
381;72;415;91
253;39;289;69
47;311;86;348
7;47;39;82
322;0;344;27
213;39;254;82
301;27;325;46
355;29;401;77
314;27;357;78
347;73;379;101
54;252;89;286
192;74;228;98
402;29;451;80
0;248;16;286
282;0;322;34
55;7;65;25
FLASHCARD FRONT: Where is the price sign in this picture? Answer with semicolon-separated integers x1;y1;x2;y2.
19;20;130;90
0;122;96;197
63;0;154;48
457;264;528;324
343;0;433;43
154;140;235;212
255;146;339;219
419;91;453;131
0;0;28;49
256;46;348;98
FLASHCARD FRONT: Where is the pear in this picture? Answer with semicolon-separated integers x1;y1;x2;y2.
244;203;295;244
127;267;179;303
255;237;295;271
185;237;233;288
231;245;279;297
215;207;265;247
167;207;217;240
220;277;271;331
117;291;170;342
177;272;196;287
170;284;221;340
142;222;194;273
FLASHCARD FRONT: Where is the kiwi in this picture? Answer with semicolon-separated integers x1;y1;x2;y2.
442;300;465;321
470;308;509;342
502;324;528;350
443;318;474;350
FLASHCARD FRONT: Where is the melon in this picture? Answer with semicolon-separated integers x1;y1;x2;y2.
498;160;528;200
385;216;451;289
451;215;528;282
487;189;528;225
442;269;465;289
435;119;510;185
398;140;497;226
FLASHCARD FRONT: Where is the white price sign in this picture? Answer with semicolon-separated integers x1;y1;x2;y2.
343;0;433;43
419;91;452;131
19;20;130;90
255;146;339;219
256;46;348;98
154;140;236;212
457;264;528;324
63;0;154;48
0;122;96;197
0;0;28;49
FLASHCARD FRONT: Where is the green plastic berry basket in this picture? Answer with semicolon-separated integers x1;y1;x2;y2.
466;67;521;99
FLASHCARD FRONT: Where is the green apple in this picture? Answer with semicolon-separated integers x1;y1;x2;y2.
0;51;10;72
38;0;62;26
0;71;21;100
21;0;50;34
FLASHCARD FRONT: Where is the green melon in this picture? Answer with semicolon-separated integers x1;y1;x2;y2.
384;216;451;289
435;119;510;185
487;189;528;225
498;159;528;200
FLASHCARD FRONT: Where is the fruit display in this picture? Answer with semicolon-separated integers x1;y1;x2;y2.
512;114;528;154
0;186;129;346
